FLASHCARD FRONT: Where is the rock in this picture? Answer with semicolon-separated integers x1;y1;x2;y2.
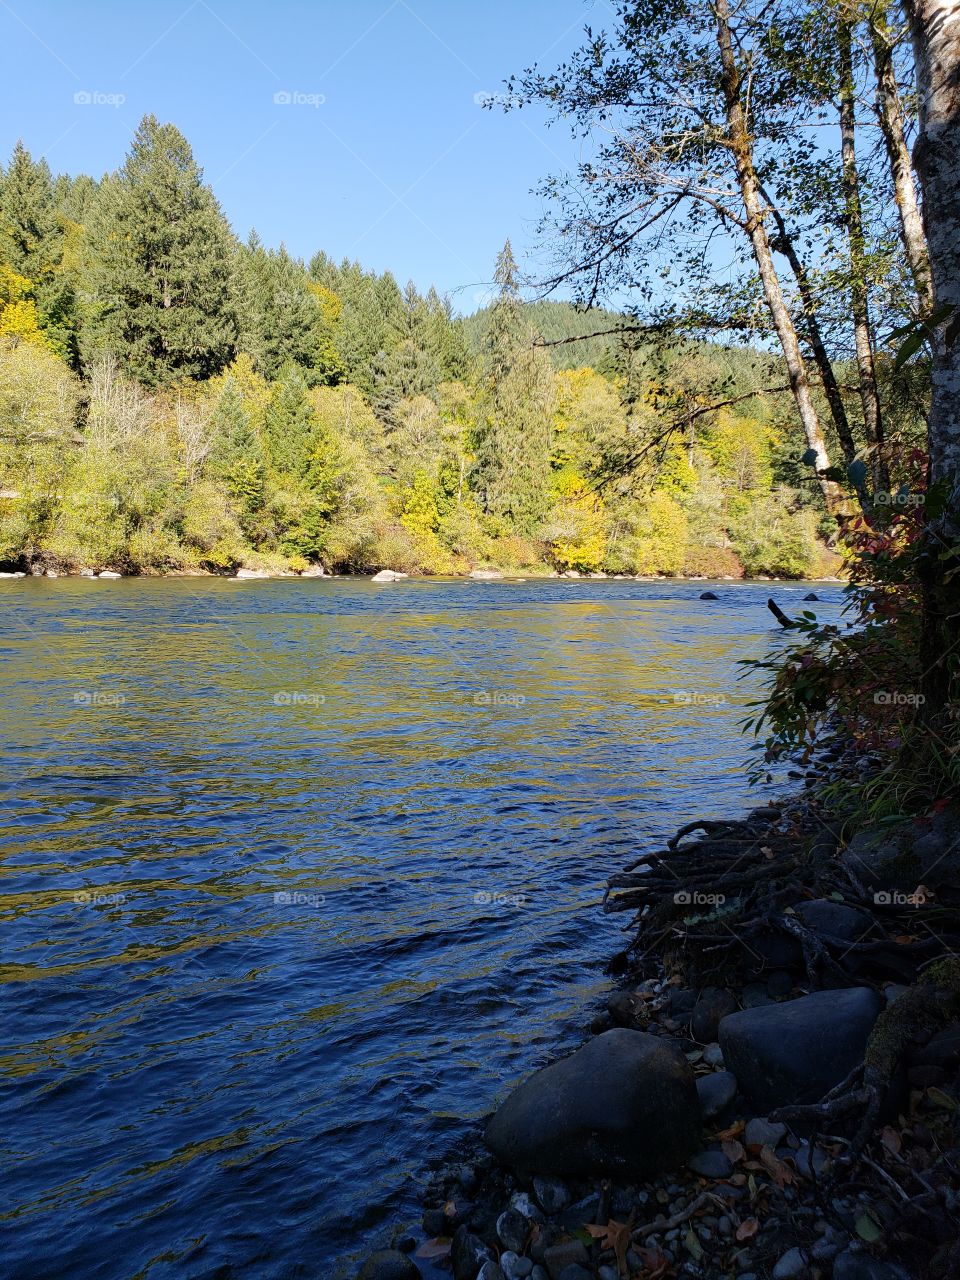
793;1140;830;1177
484;1028;700;1178
833;1248;910;1280
478;1264;506;1280
500;1255;533;1280
702;1042;724;1067
696;1069;738;1119
46;570;58;578
772;1247;807;1279
555;1268;592;1280
355;1250;420;1280
509;1191;544;1222
744;1116;786;1148
687;1149;733;1179
451;1227;494;1280
691;988;738;1042
497;1209;530;1253
470;568;503;580
562;569;580;578
719;987;882;1112
842;806;960;892
301;564;326;576
234;567;269;579
911;1023;960;1067
371;569;401;582
79;568;96;577
699;590;719;600
542;1241;590;1278
766;970;795;999
742;983;775;1009
97;570;123;580
793;898;874;943
533;1174;571;1214
803;592;819;601
607;989;649;1030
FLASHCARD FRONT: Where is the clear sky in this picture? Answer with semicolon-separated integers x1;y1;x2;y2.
1;0;601;311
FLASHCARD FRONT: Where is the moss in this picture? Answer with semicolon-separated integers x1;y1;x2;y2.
865;958;960;1079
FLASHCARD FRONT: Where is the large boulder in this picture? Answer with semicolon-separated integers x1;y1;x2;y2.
719;987;882;1112
484;1029;700;1178
469;567;503;580
794;899;875;943
371;569;409;583
234;567;270;579
841;807;960;893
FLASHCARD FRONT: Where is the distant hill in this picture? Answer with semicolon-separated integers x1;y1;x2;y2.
462;299;626;370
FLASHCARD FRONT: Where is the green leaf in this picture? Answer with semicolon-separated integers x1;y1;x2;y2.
684;1226;703;1260
856;1211;883;1243
893;327;926;371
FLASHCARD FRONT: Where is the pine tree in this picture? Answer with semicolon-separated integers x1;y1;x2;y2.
0;142;77;363
471;241;554;532
83;116;238;385
263;363;318;478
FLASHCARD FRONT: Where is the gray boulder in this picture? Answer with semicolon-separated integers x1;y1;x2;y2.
485;1028;700;1178
719;987;882;1112
833;1248;911;1280
692;988;738;1042
451;1227;494;1280
469;567;503;580
842;807;960;892
794;899;874;943
696;1069;738;1119
355;1250;420;1280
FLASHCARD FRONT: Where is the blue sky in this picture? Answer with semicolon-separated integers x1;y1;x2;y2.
1;0;601;311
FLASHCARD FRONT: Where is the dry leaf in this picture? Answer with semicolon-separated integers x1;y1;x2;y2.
722;1139;746;1164
735;1217;759;1241
585;1219;632;1275
761;1145;794;1188
880;1126;902;1155
416;1237;451;1259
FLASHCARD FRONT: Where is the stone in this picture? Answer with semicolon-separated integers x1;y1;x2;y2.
500;1254;533;1280
301;564;326;576
555;1268;592;1280
97;570;122;579
79;568;96;577
451;1227;494;1280
793;899;874;943
533;1175;571;1214
484;1029;700;1178
742;983;774;1008
696;1070;738;1119
702;1042;724;1067
234;567;270;579
46;570;58;578
371;569;401;582
910;1023;960;1067
509;1191;544;1221
478;1264;506;1280
719;987;882;1113
691;988;738;1042
355;1250;420;1280
832;1248;909;1280
607;989;650;1030
842;807;960;892
744;1116;786;1148
470;568;503;579
772;1247;807;1279
699;590;719;600
766;970;795;999
803;592;819;601
687;1149;734;1179
562;569;580;578
542;1241;590;1278
497;1209;530;1253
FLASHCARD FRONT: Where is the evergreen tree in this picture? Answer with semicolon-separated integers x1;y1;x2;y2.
83;116;238;385
471;241;554;532
262;364;318;478
0;142;77;363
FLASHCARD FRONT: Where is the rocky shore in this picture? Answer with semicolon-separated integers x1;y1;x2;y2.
356;787;960;1280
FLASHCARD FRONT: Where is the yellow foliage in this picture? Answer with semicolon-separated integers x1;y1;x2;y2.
0;266;48;347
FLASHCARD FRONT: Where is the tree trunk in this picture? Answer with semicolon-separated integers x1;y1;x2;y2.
714;0;849;521
907;0;960;711
839;21;889;492
871;6;935;313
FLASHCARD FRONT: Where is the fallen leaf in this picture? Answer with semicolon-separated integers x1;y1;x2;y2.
926;1086;958;1111
735;1217;759;1241
585;1219;632;1275
760;1145;794;1188
880;1126;902;1155
716;1120;746;1140
856;1211;883;1243
684;1225;703;1260
722;1139;746;1164
416;1237;451;1259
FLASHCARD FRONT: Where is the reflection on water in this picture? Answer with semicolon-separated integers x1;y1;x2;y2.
0;577;841;1277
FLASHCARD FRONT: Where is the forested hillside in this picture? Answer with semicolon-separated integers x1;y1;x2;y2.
0;116;835;578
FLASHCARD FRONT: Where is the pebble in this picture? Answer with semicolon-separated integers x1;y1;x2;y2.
599;1268;619;1280
510;1192;544;1221
530;1270;549;1280
696;1069;738;1118
744;1116;787;1147
773;1247;808;1279
702;1042;724;1067
532;1174;571;1214
478;1263;506;1280
687;1149;734;1178
497;1209;530;1253
500;1252;533;1279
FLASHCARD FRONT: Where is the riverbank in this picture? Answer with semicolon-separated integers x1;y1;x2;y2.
356;770;960;1280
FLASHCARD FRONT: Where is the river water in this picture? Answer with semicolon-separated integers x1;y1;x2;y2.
0;577;842;1278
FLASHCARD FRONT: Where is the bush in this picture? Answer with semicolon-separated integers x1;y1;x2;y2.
683;544;744;578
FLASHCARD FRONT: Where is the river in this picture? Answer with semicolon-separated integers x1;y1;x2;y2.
0;577;842;1278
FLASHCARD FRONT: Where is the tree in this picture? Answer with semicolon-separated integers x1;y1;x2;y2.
471;241;555;532
83;115;238;385
905;0;960;710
